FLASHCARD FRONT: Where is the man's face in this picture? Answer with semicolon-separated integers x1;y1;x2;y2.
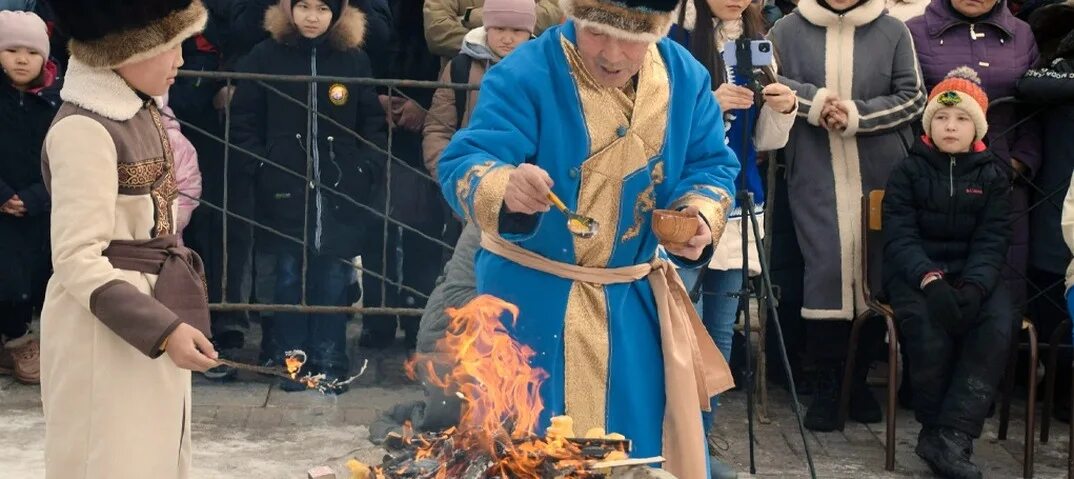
575;25;650;89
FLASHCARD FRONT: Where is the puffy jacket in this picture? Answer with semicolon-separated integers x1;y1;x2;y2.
0;65;58;301
229;2;387;258
422;0;563;61
157;97;201;239
883;137;1012;294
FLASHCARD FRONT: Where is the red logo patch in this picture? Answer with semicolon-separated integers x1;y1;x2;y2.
966;187;984;195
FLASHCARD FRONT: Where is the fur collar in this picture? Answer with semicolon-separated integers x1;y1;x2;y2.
59;57;144;121
797;0;886;27
671;0;745;49
672;0;698;30
264;3;367;50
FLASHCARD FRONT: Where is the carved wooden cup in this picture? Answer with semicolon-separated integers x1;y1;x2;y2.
651;209;700;246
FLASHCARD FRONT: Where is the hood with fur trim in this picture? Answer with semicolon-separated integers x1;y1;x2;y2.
263;2;367;50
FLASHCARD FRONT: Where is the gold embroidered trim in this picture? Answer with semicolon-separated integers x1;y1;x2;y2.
117;158;165;192
560;35;669;266
454;160;497;225
563;281;610;435
670;189;733;247
621;161;665;243
148;104;178;237
473;166;514;234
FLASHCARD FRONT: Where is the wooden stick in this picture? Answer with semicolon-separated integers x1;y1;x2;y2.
215;358;295;381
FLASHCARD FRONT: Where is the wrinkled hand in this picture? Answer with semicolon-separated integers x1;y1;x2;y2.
165;323;219;372
503;164;553;215
1;195;26;217
714;83;755;112
662;205;712;261
397;100;426;132
762;83;796;114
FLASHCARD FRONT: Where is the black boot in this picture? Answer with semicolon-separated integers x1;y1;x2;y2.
804;362;842;432
848;361;882;424
915;426;982;479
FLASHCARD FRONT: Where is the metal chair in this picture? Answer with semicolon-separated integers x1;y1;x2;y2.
837;190;899;471
996;316;1040;478
1041;318;1071;444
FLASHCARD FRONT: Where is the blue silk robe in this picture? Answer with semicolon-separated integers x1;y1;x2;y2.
438;21;739;462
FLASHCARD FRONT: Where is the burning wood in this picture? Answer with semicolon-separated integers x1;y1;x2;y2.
346;295;669;479
214;350;369;394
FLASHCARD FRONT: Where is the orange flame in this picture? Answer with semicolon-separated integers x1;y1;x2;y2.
407;294;598;477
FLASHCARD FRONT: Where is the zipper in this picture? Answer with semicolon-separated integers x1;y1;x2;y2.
949;156;955;197
327;136;342;188
310;47;324;251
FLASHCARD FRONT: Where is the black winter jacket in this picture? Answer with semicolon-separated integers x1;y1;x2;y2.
1018;41;1074;275
230;3;387;258
0;70;58;301
883;138;1012;294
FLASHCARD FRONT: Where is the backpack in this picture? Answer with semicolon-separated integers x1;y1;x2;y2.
448;54;472;128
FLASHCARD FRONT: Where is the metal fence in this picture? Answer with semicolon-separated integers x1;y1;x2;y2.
172;70;479;318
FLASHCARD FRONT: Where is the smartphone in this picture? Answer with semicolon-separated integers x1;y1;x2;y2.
722;40;774;69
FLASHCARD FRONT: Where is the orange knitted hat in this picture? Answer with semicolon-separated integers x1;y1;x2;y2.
922;66;990;142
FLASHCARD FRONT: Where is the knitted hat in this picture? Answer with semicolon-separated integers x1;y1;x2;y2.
49;0;207;69
484;0;538;33
0;11;50;60
922;66;990;142
560;0;680;42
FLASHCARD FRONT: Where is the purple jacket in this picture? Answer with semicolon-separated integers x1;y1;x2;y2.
907;0;1040;172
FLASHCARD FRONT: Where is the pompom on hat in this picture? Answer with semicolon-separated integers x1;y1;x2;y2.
0;11;50;60
48;0;208;69
559;0;680;42
922;66;990;142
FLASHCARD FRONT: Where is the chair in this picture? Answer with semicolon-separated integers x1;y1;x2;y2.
1041;318;1071;444
837;190;899;471
996;317;1040;478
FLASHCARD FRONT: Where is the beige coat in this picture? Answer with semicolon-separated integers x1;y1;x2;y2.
39;57;192;479
422;28;497;178
423;0;563;60
1063;172;1074;293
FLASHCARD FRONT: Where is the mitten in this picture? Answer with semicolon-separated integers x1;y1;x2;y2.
924;279;962;331
956;284;984;325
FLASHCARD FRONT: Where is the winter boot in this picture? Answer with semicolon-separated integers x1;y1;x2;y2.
804;362;842;432
5;334;40;385
848;361;882;424
915;426;982;479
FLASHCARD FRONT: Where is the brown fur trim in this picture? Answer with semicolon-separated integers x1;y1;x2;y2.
264;4;367;50
560;0;673;42
67;1;208;69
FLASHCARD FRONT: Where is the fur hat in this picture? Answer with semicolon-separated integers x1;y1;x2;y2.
1027;0;1074;63
0;11;50;60
49;0;207;69
559;0;679;42
922;67;990;142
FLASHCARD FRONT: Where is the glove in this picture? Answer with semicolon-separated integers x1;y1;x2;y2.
956;283;984;324
923;279;962;331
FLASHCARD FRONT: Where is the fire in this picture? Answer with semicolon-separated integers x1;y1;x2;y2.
391;295;631;478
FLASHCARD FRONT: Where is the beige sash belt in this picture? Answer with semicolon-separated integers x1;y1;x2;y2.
481;233;733;479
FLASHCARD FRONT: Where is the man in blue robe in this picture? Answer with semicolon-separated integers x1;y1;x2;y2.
438;0;741;475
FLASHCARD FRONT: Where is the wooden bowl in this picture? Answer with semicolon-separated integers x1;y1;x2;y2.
651;209;700;245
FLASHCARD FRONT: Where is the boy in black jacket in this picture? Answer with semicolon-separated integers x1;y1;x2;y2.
229;0;387;392
883;67;1013;479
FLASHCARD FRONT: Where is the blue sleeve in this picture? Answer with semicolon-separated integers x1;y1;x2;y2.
437;60;541;239
667;56;739;250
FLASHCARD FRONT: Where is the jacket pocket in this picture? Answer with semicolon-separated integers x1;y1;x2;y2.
257;140;307;224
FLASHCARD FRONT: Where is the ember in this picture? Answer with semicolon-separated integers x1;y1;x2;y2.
284;350;369;394
348;295;665;479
